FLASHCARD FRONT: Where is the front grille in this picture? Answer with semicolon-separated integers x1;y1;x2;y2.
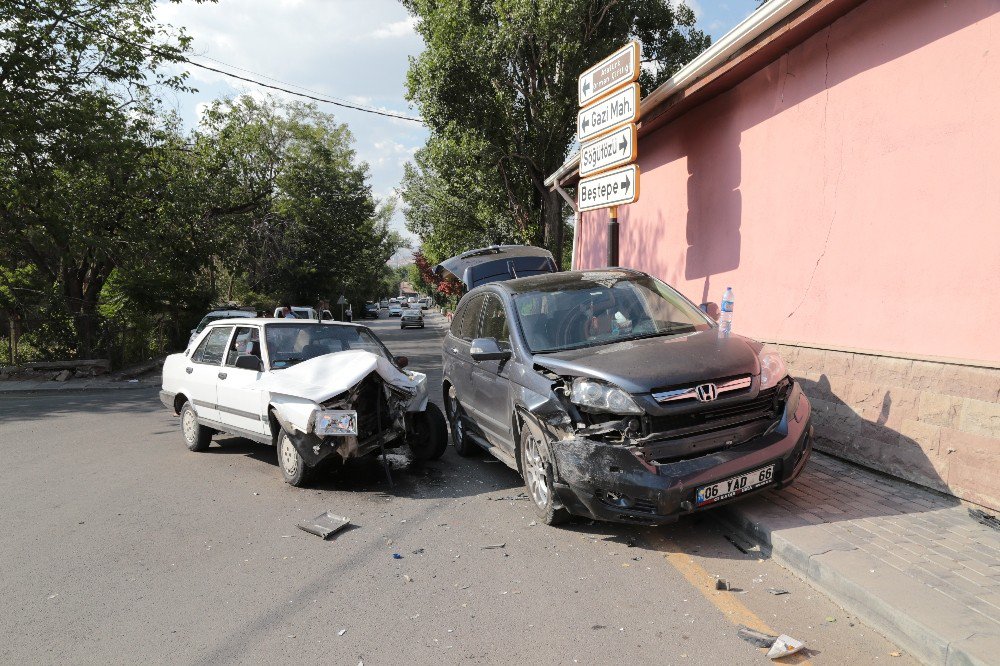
646;382;787;439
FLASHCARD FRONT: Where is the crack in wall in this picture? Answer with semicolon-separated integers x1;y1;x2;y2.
785;27;840;324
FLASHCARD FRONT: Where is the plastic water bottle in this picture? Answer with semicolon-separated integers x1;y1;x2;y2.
719;287;735;337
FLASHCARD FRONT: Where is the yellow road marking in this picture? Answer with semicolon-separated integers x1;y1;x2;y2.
650;533;812;665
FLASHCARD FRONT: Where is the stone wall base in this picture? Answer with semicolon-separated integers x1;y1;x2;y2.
769;343;1000;511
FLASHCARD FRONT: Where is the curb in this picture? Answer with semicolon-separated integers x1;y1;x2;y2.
0;383;159;397
720;500;996;666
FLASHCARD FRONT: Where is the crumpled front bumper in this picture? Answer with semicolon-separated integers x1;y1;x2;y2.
549;382;813;525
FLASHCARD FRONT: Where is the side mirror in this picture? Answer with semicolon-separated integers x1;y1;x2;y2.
700;302;721;322
395;355;409;369
471;337;512;362
234;355;263;372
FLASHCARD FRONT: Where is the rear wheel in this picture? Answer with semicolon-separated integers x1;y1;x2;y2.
446;385;479;457
520;422;570;526
180;401;212;452
277;429;310;487
407;403;448;461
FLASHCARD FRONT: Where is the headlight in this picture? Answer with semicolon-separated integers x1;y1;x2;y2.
314;409;358;436
570;378;642;414
758;349;788;390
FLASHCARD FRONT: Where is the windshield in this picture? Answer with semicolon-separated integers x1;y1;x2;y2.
264;323;390;368
512;274;712;352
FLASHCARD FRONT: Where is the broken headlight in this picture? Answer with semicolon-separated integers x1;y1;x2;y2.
314;409;358;436
570;378;642;415
758;349;788;390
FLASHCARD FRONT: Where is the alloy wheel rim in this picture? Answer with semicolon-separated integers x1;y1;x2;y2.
523;435;549;508
182;409;197;442
280;435;298;476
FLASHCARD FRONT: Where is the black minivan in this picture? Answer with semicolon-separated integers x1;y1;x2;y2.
438;246;812;526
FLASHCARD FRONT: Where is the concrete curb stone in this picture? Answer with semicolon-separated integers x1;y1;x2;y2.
0;380;159;396
722;465;1000;666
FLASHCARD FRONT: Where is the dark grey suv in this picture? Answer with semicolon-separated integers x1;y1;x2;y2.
439;248;812;526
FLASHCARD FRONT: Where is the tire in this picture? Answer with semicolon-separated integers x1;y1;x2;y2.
180;401;213;452
519;421;571;526
277;428;310;487
446;384;479;457
407;402;449;461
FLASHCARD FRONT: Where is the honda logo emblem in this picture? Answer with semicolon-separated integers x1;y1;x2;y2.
695;383;718;402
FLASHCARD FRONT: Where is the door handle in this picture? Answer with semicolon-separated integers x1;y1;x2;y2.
218;372;227;380
185;367;193;374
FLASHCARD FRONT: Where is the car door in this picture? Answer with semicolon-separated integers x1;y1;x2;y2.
469;292;515;453
215;325;269;436
443;294;485;423
185;325;234;423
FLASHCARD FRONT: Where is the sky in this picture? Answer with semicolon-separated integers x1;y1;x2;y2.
154;0;761;263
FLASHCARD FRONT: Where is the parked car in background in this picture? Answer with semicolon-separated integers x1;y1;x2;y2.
400;307;424;329
272;306;332;320
418;297;431;310
161;319;447;487
437;248;812;527
388;303;403;317
189;309;255;347
380;300;389;309
363;302;380;319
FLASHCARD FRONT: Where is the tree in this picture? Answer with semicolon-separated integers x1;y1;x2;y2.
0;0;206;357
402;0;710;266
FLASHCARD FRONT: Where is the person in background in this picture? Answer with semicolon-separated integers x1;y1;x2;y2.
280;303;297;319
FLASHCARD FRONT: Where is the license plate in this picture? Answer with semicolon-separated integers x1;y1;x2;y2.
695;464;775;507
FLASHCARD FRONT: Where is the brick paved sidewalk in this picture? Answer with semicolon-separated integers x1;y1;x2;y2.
725;452;1000;666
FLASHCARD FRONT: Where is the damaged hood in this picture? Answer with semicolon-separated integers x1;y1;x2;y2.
533;330;762;394
267;350;422;404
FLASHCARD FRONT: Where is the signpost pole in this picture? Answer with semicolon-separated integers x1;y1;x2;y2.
607;205;619;267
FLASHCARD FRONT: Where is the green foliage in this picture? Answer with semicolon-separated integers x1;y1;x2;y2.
0;1;402;364
401;0;711;264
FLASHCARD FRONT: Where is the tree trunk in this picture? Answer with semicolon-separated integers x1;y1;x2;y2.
541;188;563;270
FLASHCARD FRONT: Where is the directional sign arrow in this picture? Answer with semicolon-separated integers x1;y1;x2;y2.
583;80;591;94
577;163;640;212
622;174;631;191
579;123;637;179
581;116;589;131
618;136;627;152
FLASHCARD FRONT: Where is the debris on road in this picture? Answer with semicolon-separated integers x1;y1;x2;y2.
767;588;789;595
737;626;778;649
338;629;347;636
393;553;403;559
482;543;506;550
969;508;1000;532
296;512;351;539
715;578;731;591
890;651;902;657
412;548;425;555
766;634;804;659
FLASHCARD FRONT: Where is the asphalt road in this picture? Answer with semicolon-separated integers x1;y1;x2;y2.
0;312;914;665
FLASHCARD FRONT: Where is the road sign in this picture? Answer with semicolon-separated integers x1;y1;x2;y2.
579;123;637;179
578;40;640;107
577;164;640;212
577;82;639;143
336;295;347;305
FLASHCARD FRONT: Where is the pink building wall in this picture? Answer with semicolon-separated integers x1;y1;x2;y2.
576;0;1000;365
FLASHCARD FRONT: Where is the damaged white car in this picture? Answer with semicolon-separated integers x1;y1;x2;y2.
160;319;448;486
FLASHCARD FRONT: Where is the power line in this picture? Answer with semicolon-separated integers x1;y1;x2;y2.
16;0;425;124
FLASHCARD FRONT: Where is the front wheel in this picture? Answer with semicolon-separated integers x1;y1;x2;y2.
180;401;212;452
277;429;310;487
520;422;570;526
407;403;448;461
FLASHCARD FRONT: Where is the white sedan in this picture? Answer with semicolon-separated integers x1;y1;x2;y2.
161;318;447;486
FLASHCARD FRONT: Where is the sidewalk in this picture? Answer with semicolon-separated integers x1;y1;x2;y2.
723;452;1000;666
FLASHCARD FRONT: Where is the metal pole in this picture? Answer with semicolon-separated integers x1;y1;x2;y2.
607;205;619;267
